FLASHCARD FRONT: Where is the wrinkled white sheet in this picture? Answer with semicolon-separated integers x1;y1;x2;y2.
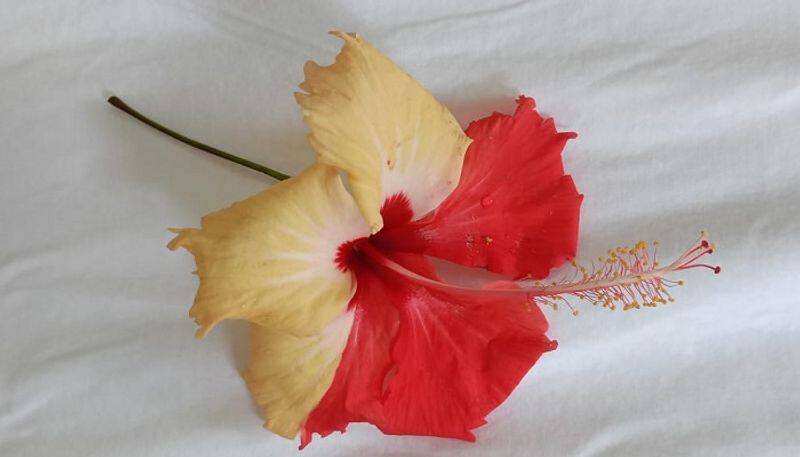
2;1;799;456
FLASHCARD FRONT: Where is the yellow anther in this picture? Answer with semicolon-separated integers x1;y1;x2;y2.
624;301;640;310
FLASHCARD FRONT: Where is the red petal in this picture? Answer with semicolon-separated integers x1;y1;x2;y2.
374;96;583;279
299;256;399;448
300;245;555;447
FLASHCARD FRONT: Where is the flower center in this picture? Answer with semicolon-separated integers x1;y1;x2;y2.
336;192;422;273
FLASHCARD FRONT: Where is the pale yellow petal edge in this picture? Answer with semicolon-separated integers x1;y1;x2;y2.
295;31;471;234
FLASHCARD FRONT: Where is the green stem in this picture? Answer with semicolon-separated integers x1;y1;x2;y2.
107;96;291;181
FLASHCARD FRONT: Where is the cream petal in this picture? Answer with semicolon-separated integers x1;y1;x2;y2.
169;164;368;436
168;163;367;336
296;32;471;233
244;311;354;438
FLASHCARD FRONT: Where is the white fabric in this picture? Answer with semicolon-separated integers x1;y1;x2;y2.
2;1;798;456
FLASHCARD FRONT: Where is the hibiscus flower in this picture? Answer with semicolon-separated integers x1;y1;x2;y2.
161;32;718;448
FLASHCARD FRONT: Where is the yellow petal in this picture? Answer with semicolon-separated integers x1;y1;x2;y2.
244;313;353;438
296;31;471;233
168;163;368;338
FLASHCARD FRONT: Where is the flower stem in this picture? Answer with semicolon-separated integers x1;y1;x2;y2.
107;96;291;181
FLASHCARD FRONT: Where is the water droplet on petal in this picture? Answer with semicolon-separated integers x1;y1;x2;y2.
465;234;475;249
480;196;494;208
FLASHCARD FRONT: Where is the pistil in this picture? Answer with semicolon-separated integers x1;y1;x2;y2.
356;232;720;314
